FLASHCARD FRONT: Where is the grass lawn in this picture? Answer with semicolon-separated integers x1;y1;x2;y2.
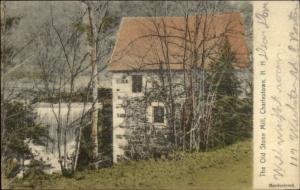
4;140;252;190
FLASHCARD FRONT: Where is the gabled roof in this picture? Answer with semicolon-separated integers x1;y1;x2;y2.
108;13;249;72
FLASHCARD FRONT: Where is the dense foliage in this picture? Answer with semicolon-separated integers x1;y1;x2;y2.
32;88;92;103
207;40;252;149
2;102;50;177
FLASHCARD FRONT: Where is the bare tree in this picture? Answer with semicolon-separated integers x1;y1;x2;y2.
120;1;250;154
81;1;99;163
32;5;93;174
81;0;114;167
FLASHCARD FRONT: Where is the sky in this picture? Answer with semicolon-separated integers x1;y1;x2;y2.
4;1;252;89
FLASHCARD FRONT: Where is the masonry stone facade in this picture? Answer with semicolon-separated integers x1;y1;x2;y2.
109;15;250;162
112;72;183;162
111;69;250;162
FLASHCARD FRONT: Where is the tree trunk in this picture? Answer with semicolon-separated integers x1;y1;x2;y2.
86;2;99;162
0;0;6;181
73;126;82;171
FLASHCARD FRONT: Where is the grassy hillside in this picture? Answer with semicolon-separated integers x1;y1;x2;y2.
6;140;252;190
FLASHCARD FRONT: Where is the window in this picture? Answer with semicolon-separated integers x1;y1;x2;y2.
132;75;142;93
116;75;128;84
153;106;164;123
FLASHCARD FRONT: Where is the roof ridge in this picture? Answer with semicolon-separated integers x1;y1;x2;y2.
121;12;242;20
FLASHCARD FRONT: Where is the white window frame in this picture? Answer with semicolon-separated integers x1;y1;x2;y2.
147;102;167;126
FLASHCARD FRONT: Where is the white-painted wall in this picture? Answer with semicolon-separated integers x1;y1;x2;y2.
28;103;101;173
112;73;130;162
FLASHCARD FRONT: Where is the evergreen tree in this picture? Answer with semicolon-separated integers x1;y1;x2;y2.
207;39;252;149
2;102;50;177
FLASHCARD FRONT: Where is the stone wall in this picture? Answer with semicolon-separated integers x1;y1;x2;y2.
111;69;250;162
112;72;184;162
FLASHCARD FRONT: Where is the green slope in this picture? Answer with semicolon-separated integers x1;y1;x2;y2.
8;140;252;190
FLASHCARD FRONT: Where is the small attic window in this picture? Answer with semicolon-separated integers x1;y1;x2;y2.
116;79;128;83
132;75;142;93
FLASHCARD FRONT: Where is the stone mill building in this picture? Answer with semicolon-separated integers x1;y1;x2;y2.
108;13;250;162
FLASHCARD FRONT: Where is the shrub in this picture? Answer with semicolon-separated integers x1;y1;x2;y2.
2;101;51;178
